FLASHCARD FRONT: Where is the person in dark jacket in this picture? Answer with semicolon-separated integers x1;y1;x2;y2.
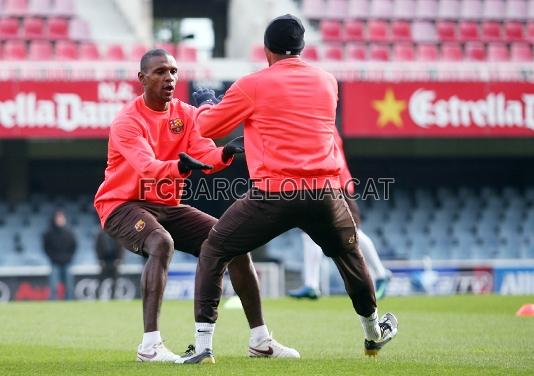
43;210;77;300
95;229;123;300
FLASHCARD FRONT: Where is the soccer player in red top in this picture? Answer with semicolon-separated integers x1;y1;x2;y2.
178;15;398;363
94;49;298;363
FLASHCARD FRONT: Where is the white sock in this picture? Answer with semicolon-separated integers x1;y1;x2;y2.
358;229;387;280
195;322;215;352
359;310;381;341
141;331;162;350
250;324;270;346
302;232;322;290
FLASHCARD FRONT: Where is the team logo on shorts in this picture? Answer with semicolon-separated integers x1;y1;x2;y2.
134;219;146;232
169;118;184;134
348;234;356;244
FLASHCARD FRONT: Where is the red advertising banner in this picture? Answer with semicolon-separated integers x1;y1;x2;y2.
0;80;188;138
342;81;534;137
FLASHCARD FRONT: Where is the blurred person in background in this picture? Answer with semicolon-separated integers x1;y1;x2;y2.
43;209;77;300
95;229;123;300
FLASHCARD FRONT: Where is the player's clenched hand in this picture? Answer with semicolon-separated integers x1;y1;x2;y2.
192;88;219;107
177;152;213;174
222;136;245;162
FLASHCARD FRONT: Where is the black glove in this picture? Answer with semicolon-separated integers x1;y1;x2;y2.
177;152;213;174
192;88;219;107
222;136;245;162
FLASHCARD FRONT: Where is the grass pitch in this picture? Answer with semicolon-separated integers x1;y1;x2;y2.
1;295;533;375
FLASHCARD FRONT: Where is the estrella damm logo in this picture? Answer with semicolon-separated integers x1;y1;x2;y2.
169;118;184;134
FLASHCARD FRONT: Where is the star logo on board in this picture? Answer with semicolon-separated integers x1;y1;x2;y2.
372;89;407;128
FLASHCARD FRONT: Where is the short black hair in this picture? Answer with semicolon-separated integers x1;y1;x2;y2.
140;48;172;73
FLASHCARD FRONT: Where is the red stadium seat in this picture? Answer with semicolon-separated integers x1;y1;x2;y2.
176;45;197;62
325;0;349;20
28;40;53;60
437;21;457;41
302;0;325;20
0;18;21;40
324;44;344;60
51;0;76;18
391;20;411;41
345;20;365;41
459;21;479;41
69;18;91;41
320;20;343;42
369;43;390;60
506;0;528;21
250;44;265;62
345;43;367;60
416;43;439;61
415;0;438;19
348;0;369;19
527;22;534;41
47;17;69;40
4;40;27;60
22;17;46;40
510;42;533;61
481;21;502;41
441;42;463;61
483;0;505;20
78;42;100;60
465;41;486;61
370;0;393;19
28;0;53;16
130;44;148;61
393;0;416;19
301;46;320;61
393;43;415;60
54;40;78;60
505;22;524;41
155;42;176;57
461;0;483;20
4;0;29;17
367;20;389;41
487;43;509;61
412;21;437;43
438;0;461;19
105;44;126;60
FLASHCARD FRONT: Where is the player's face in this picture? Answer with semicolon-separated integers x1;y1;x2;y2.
140;55;179;103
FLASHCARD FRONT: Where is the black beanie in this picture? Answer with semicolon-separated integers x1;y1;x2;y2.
264;14;305;55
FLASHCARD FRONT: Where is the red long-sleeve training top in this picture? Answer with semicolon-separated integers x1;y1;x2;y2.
94;95;230;227
196;57;342;192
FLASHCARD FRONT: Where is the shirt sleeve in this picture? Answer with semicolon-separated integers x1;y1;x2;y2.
195;81;254;139
110;119;190;179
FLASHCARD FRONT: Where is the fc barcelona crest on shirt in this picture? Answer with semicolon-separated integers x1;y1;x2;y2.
169;118;184;134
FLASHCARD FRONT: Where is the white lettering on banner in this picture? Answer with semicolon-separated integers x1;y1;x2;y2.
409;89;534;131
0;82;134;131
500;272;534;295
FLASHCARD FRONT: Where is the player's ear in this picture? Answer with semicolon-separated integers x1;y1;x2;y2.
138;71;145;85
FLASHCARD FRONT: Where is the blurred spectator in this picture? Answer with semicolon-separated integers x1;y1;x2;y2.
95;229;123;300
42;210;77;300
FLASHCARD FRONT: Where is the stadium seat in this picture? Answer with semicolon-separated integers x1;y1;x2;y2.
438;0;461;19
487;43;509;61
104;44;126;60
345;42;367;60
369;43;390;60
51;0;75;18
324;44;344;60
527;22;534;41
391;20;411;40
0;17;20;40
505;22;525;41
345;20;365;40
393;42;415;60
393;0;415;19
176;44;197;62
483;0;505;20
301;46;320;61
370;0;393;19
437;21;457;41
459;21;479;41
367;20;389;41
460;0;483;20
465;41;486;61
481;21;502;41
68;18;91;41
441;42;463;61
506;0;528;21
412;21;438;42
54;40;78;60
320;20;343;42
415;0;438;19
28;0;52;16
4;0;29;17
302;0;325;20
250;44;265;62
325;0;349;19
4;40;27;60
22;17;46;40
28;40;53;60
416;43;439;61
78;42;100;60
155;42;176;57
130;43;148;61
47;17;69;40
348;0;369;19
510;42;533;61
